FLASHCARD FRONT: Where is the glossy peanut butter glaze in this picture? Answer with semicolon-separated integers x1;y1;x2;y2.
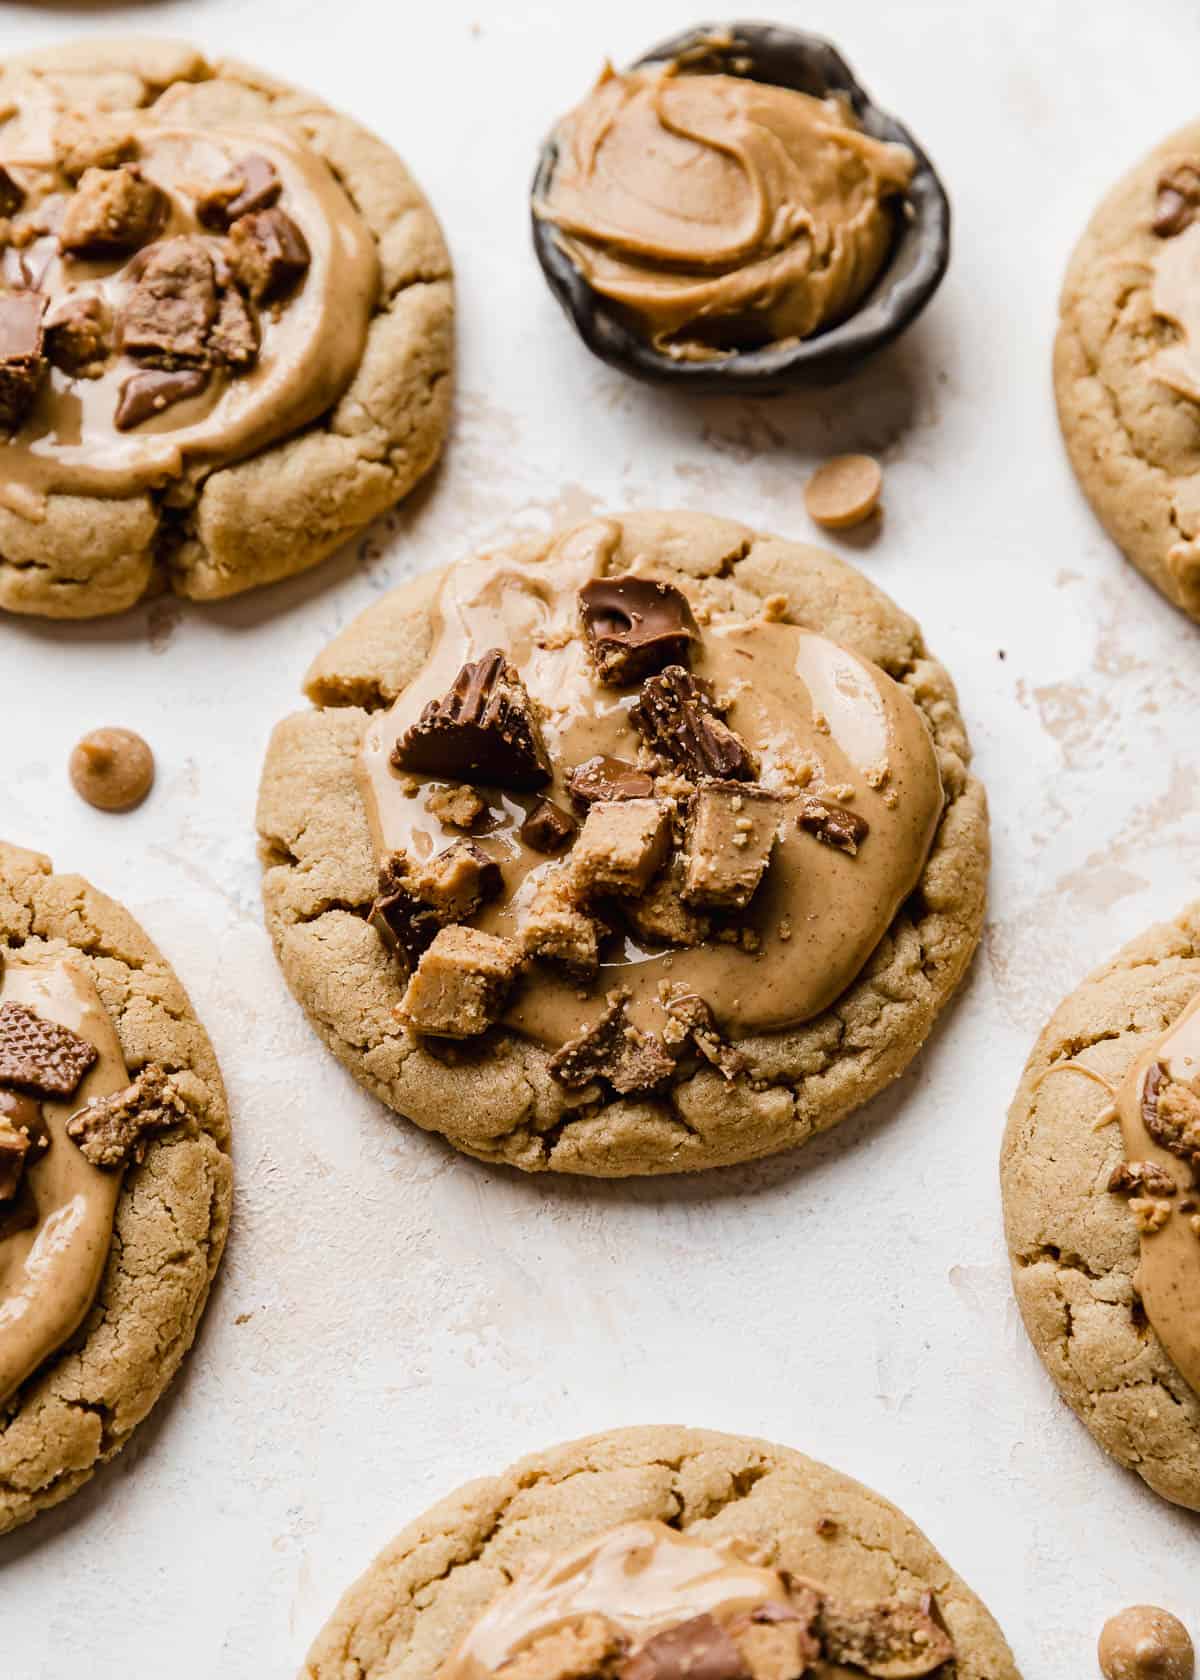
537;65;913;359
360;519;943;1050
0;955;128;1405
0;115;378;509
1116;992;1200;1399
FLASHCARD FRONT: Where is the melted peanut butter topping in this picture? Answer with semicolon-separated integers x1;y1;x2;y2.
0;114;378;511
1116;991;1200;1399
0;955;128;1405
360;519;943;1050
537;65;913;359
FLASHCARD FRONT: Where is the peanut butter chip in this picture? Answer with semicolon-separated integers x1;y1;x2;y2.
804;455;883;530
69;727;155;812
1099;1607;1194;1680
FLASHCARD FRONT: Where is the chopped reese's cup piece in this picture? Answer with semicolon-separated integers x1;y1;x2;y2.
620;862;711;948
211;285;260;366
230;206;311;301
816;1593;954;1678
523;869;602;979
797;795;869;856
571;798;672;898
682;784;783;911
1142;1064;1200;1160
727;1603;821;1680
0;1000;98;1096
392;648;552;790
1109;1158;1178;1197
397;926;522;1038
631;666;755;781
623;1614;750;1680
44;292;110;375
370;842;502;968
0;1112;32;1201
0;290;46;429
549;992;676;1096
0;166;25;218
519;797;578;854
568;755;656;807
119;235;219;365
661;989;746;1080
59;164;165;255
497;1615;629;1680
578;574;700;686
115;365;208;430
198;153;282;228
66;1062;191;1169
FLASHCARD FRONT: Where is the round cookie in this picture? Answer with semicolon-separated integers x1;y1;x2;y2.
302;1424;1020;1680
257;510;989;1176
0;37;453;618
0;841;232;1534
1001;902;1200;1511
1054;122;1200;622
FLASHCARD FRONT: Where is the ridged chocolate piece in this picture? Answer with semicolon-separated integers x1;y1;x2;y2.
392;649;552;791
798;795;869;856
0;1000;97;1097
579;575;700;686
549;992;675;1096
568;755;655;807
631;667;754;782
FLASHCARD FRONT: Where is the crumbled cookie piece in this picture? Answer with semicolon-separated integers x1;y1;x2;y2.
59;165;165;255
620;862;711;948
661;989;746;1079
624;1615;749;1680
519;798;578;854
1154;162;1200;237
816;1593;954;1678
571;798;672;899
797;795;869;856
632;666;755;781
115;365;208;431
568;755;656;807
397;926;522;1038
393;649;552;790
53;113;138;179
44;292;109;375
1143;1066;1200;1162
498;1615;628;1680
1130;1196;1174;1234
579;575;700;686
0;167;24;218
0;1000;98;1096
427;782;488;831
682;784;783;911
211;285;259;367
1109;1158;1178;1197
119;235;219;365
0;290;46;430
198;154;281;229
549;992;675;1096
65;1062;191;1169
523;869;602;978
230;206;311;301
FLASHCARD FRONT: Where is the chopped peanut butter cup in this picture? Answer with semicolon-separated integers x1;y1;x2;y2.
392;650;552;791
579;575;699;686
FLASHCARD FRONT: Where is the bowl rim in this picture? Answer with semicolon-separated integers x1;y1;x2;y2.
530;20;953;394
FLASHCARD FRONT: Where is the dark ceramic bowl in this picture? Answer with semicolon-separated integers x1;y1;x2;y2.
531;22;952;395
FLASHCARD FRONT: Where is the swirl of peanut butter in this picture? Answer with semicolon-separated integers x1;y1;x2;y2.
537;64;914;359
0;954;129;1405
0;109;379;515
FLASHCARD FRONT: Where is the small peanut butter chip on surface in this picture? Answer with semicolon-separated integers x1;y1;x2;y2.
69;728;155;812
804;454;883;529
1099;1606;1195;1680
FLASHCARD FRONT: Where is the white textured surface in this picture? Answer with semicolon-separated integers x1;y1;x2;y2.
3;1;1200;1674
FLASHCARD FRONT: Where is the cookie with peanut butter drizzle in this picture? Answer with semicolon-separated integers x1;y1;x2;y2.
258;510;988;1175
1003;901;1200;1511
303;1425;1020;1680
0;38;452;617
0;841;230;1535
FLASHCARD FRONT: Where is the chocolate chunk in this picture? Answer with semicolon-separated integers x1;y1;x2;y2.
44;293;110;375
568;755;656;808
549;992;676;1096
59;165;165;255
797;795;869;856
0;290;46;430
1141;1063;1200;1162
1109;1158;1178;1197
579;575;700;686
0;166;25;219
519;798;577;854
661;990;746;1080
1154;164;1200;237
119;235;218;365
66;1062;190;1170
198;154;281;228
211;285;259;367
623;1616;750;1680
392;649;552;791
682;783;783;911
0;1111;32;1201
115;366;208;431
397;926;522;1038
571;798;672;898
230;206;310;301
727;1601;821;1680
816;1594;954;1678
0;1000;97;1097
631;667;755;782
370;843;503;969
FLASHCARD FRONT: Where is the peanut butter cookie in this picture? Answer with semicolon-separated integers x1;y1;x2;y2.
257;511;989;1176
0;841;232;1534
0;38;452;618
302;1425;1020;1680
1001;902;1200;1511
1054;122;1200;623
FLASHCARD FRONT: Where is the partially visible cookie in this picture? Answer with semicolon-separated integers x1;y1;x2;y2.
0;841;232;1534
0;38;453;617
302;1424;1020;1680
1001;902;1200;1511
257;510;989;1176
1055;122;1200;622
